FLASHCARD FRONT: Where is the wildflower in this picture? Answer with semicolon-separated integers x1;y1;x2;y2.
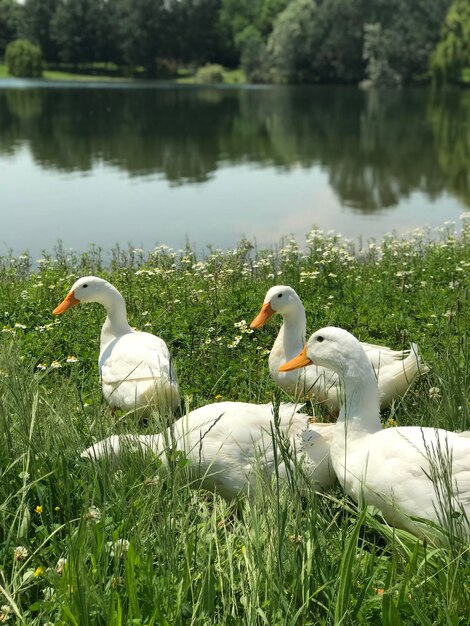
54;506;60;511
36;363;47;371
13;546;28;561
66;356;78;363
85;505;102;522
14;323;26;329
375;588;385;595
227;335;242;349
429;387;441;401
108;539;130;559
215;394;223;400
0;605;11;622
144;477;160;486
386;418;397;428
33;566;43;577
56;558;67;575
43;587;55;600
35;505;43;514
50;360;61;369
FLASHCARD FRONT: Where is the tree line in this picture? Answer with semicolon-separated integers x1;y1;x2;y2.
0;0;468;84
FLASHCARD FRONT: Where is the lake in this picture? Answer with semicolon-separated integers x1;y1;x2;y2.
0;80;468;259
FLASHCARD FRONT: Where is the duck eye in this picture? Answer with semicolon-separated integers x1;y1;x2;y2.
82;284;88;288
277;293;283;298
317;336;324;343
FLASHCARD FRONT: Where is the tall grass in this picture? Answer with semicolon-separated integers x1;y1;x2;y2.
0;221;469;623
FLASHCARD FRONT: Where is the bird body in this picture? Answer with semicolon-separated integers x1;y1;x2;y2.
53;276;179;414
280;327;470;539
251;286;428;411
82;401;336;499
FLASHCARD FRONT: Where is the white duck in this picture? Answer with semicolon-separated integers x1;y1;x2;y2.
53;276;180;414
250;285;428;411
81;401;336;498
280;327;470;539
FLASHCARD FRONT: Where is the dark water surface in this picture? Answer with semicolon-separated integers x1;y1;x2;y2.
0;80;468;257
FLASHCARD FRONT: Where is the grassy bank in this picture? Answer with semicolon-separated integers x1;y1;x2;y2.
0;221;469;624
0;63;128;82
0;63;245;84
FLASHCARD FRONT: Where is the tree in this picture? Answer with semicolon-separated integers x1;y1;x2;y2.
362;22;401;87
431;0;470;83
266;0;316;83
267;0;366;84
115;0;170;76
5;37;43;76
51;0;109;65
364;0;452;84
0;0;22;56
22;0;59;63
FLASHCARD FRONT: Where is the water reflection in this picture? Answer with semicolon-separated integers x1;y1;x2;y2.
0;84;468;212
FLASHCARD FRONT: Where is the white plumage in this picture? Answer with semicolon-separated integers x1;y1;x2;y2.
81;401;336;499
280;326;470;539
53;276;180;414
250;285;428;411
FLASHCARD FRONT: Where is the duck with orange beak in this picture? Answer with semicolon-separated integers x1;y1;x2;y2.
53;276;180;415
250;285;428;411
280;327;470;541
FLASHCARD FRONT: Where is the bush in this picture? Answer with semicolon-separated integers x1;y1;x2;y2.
5;38;43;78
195;64;224;84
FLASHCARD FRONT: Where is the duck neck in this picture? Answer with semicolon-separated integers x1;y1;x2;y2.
277;303;307;359
99;287;132;344
335;360;382;436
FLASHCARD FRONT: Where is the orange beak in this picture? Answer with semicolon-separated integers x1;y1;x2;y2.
279;345;312;372
52;291;79;315
250;302;275;329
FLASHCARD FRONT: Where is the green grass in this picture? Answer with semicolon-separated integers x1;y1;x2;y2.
0;62;246;84
0;222;470;623
0;62;127;82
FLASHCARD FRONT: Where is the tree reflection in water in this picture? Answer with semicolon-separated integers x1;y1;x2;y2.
0;84;468;212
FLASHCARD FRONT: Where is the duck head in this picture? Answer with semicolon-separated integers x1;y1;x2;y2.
279;326;363;376
250;285;302;329
53;276;114;314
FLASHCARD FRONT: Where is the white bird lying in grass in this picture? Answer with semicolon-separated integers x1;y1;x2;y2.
280;326;470;540
53;276;180;415
81;401;336;499
250;285;428;411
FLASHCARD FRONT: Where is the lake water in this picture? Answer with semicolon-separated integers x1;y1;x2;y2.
0;80;468;259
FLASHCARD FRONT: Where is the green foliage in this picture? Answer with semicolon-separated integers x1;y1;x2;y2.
0;226;470;622
0;0;462;86
195;63;224;84
267;0;317;84
267;0;366;84
362;22;401;87
5;37;43;77
431;0;470;83
51;0;110;66
365;0;452;85
22;0;60;63
237;25;268;82
0;0;22;55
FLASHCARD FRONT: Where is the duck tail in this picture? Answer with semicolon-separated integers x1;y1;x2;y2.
402;342;430;383
81;434;160;461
